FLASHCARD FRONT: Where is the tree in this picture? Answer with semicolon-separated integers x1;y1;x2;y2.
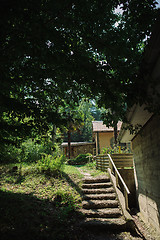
70;99;95;142
59;103;84;159
63;99;105;142
0;0;158;153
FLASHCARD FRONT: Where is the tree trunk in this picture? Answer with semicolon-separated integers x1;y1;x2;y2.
51;125;56;152
114;123;117;145
67;129;71;159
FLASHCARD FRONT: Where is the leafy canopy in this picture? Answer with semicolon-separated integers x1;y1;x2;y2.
0;0;158;148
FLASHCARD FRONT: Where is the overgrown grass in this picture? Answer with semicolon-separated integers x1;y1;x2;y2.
0;162;84;240
0;156;110;240
64;164;83;179
78;160;109;177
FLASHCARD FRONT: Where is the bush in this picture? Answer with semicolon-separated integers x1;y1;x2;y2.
0;144;21;163
67;153;92;165
37;154;66;176
102;145;132;155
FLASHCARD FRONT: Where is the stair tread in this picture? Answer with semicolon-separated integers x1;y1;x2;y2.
84;218;126;225
82;187;115;194
84;218;126;224
82;199;119;209
83;176;110;183
82;182;112;189
80;208;122;218
80;218;127;230
83;193;116;200
81;208;121;214
81;175;127;232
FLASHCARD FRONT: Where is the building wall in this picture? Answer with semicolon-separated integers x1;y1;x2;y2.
99;132;114;153
63;143;95;158
132;115;160;231
76;143;95;156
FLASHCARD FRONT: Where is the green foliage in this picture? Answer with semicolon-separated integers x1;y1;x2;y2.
37;154;66;176
21;139;50;163
0;136;63;165
64;165;83;179
85;160;97;170
102;145;131;154
71;99;95;142
0;0;158;154
0;144;21;163
79;161;108;177
0;139;51;164
67;153;92;165
53;187;80;212
63;99;106;142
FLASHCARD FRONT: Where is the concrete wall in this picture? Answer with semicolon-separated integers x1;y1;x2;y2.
132;115;160;231
118;169;136;208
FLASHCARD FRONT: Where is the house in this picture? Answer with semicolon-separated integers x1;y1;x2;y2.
61;142;95;159
119;16;160;233
92;121;122;155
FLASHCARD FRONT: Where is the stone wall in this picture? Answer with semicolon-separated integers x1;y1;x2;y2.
63;143;95;158
132;115;160;231
76;143;95;156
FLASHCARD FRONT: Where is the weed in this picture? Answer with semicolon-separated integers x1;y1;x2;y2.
37;154;66;177
67;153;92;165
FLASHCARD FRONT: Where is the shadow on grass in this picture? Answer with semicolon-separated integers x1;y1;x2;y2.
0;189;82;240
62;172;83;197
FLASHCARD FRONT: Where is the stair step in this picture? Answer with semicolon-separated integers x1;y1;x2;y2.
82;182;112;189
80;208;122;218
82;200;119;209
80;218;127;231
83;176;110;184
82;187;114;194
83;193;116;200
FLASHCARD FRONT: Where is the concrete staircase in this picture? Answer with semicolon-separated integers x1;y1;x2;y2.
80;175;127;231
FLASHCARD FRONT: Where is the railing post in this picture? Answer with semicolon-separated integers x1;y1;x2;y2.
102;155;105;171
115;172;119;188
101;155;102;171
96;156;98;169
108;153;130;211
124;189;129;210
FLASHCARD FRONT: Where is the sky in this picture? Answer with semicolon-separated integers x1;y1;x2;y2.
156;0;160;8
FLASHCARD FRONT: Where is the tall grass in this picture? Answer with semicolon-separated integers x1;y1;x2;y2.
37;154;66;176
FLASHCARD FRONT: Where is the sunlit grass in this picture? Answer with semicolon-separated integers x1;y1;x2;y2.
64;164;83;179
78;161;109;177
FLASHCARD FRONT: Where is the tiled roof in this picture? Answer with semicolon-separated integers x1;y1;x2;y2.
92;121;122;132
61;142;95;147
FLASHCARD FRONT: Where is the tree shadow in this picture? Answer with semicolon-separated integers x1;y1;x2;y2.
62;172;83;197
0;189;81;240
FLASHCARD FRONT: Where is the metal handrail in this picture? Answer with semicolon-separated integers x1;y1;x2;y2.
107;154;130;210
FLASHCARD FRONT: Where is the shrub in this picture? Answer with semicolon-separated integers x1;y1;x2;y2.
85;160;96;169
0;138;63;164
67;153;92;165
37;154;66;176
102;145;132;155
0;144;21;163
